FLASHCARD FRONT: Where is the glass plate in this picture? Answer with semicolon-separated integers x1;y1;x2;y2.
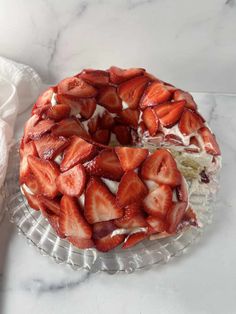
1;142;217;273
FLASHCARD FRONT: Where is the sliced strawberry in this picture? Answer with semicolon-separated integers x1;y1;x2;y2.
84;177;123;224
184;136;200;153
93;129;110;145
34;134;69;160
99;111;114;129
198;127;221;156
19;141;38;183
113;125;132;145
60;136;96;172
116;171;148;208
88;115;99;134
59;195;92;239
182;207;198;227
98;86;122;113
116;108;140;128
115;147;148;171
67;237;94;249
32;104;51;116
57;77;97;99
143;185;173;219
146;216;166;234
142;107;159;136
41;208;65;238
28;119;55;140
95;234;125;252
23;174;41;195
154;100;185;127
79;69;109;86
118;76;150;109
115;203;147;229
178;109;204;135
52;118;89;139
108;66;145;84
141;149;181;187
56;164;86;197
34;88;53;109
86;149;124;181
93;221;118;239
46;104;71;121
28;155;60;198
140;82;171;109
164;83;178;93
38;196;60;216
57;94;96;120
164;134;184;146
22;186;42;211
174;90;197;110
23;114;40;143
166;201;187;233
122;232;148;249
176;176;188;202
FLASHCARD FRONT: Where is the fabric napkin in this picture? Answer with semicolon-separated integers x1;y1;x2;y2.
0;56;42;222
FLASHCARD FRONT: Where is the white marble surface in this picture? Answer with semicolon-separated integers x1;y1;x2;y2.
0;93;236;314
0;0;236;92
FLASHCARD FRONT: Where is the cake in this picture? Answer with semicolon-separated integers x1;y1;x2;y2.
19;66;221;252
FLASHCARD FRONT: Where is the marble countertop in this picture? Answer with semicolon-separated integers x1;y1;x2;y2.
0;1;236;313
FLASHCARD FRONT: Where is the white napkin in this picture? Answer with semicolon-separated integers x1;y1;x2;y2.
0;56;42;221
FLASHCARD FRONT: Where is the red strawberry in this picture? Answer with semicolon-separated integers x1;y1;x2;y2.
60;136;96;172
38;196;61;216
115;147;148;171
19;141;38;183
154;100;185;127
166;201;187;233
115;203;147;229
93;129;110;145
57;77;97;99
98;86;122;113
52;118;89;139
184;136;200;153
176;176;188;202
28;119;55;140
79;69;109;86
84;177;123;224
118;76;150;109
34;134;69;160
32;104;51;116
46;104;71;121
198;127;221;156
41;208;65;238
179;109;204;135
93;221;118;239
34;88;53;110
116;171;148;207
122;232;148;249
95;233;125;252
113;125;132;145
141;149;181;187
99;111;114;129
164;134;183;146
142;107;159;136
88;115;99;134
146;216;166;234
67;237;94;249
56;164;86;197
23;114;40;143
140;82;171;109
59;195;92;240
174;90;197;110
57;95;96;120
22;186;42;211
182;207;197;227
23;174;41;195
108;66;145;84
116;108;140;128
28;155;60;198
143;185;173;219
86;149;124;181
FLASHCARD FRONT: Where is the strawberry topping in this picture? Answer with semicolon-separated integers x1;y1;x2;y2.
19;141;38;183
52;118;89;139
113;125;132;145
179;109;204;135
109;66;145;84
140;82;171;109
115;146;148;171
142;107;159;136
58;77;97;99
166;201;187;233
122;232;148;249
79;69;109;86
154;100;185;127
46;104;71;121
174;90;197;110
198;127;221;156
98;86;122;113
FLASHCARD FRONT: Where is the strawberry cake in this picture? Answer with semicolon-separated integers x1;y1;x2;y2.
19;66;221;252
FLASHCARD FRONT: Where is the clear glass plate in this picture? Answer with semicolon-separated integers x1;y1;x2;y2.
1;142;217;273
